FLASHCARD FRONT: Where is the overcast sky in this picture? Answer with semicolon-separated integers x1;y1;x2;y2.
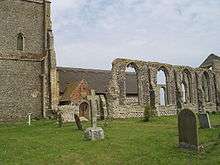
52;0;220;70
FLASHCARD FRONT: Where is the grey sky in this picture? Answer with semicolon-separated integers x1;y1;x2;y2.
52;0;220;70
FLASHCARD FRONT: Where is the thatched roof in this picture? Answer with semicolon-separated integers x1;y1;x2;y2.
57;67;138;95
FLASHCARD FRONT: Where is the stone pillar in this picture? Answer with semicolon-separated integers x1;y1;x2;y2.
137;69;144;105
142;67;151;104
45;1;58;115
213;60;220;111
117;66;126;105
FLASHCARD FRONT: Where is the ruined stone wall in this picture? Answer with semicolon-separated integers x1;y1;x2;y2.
58;105;79;123
107;58;218;118
126;96;139;105
213;60;220;111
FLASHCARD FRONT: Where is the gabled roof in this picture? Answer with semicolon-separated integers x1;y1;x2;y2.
57;67;138;95
61;79;91;102
61;81;80;101
200;54;220;68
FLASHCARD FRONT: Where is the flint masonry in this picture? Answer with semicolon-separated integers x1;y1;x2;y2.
0;0;58;121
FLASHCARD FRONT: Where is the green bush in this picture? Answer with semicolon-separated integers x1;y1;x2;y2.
212;111;216;115
143;104;153;122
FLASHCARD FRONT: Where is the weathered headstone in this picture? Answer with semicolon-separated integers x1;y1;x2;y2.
178;109;199;151
198;113;211;129
58;112;64;127
84;90;104;140
74;114;83;130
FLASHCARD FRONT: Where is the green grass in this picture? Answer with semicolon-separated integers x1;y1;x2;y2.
0;115;219;165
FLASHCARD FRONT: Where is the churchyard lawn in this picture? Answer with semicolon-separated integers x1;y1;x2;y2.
0;114;219;165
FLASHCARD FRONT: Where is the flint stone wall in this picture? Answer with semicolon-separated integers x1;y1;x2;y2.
107;58;218;118
0;0;45;54
0;0;58;121
0;59;43;121
58;105;78;123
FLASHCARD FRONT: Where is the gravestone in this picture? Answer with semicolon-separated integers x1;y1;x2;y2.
178;109;199;151
84;90;104;140
198;113;211;129
74;114;83;130
58;112;64;127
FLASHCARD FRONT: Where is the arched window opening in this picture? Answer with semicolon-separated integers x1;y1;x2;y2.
17;33;24;51
160;87;166;106
79;102;89;119
125;63;139;105
202;72;211;102
181;83;186;103
157;67;168;105
157;70;166;85
182;70;192;103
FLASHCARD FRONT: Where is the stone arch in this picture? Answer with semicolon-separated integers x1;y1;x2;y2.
79;101;90;119
125;62;140;105
156;65;170;105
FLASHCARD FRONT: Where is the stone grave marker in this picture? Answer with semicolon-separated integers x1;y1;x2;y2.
178;109;199;151
84;90;104;140
58;112;64;127
74;114;83;130
198;113;211;129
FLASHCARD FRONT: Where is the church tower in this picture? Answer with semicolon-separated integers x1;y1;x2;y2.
0;0;58;121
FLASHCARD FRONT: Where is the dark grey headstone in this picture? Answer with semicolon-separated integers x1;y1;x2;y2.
74;114;83;130
178;109;199;151
198;113;211;129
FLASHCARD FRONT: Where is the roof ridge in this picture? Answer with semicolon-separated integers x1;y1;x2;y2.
57;67;111;73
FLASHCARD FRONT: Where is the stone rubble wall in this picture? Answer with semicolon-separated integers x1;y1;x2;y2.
0;59;43;121
0;0;57;121
111;105;144;118
107;58;218;119
0;0;45;54
58;105;79;123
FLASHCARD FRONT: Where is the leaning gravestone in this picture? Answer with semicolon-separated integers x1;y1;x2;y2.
84;90;104;140
74;114;83;130
178;109;199;151
58;112;64;127
198;113;211;129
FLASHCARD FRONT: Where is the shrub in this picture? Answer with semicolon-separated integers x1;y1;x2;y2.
143;104;152;122
212;111;216;115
